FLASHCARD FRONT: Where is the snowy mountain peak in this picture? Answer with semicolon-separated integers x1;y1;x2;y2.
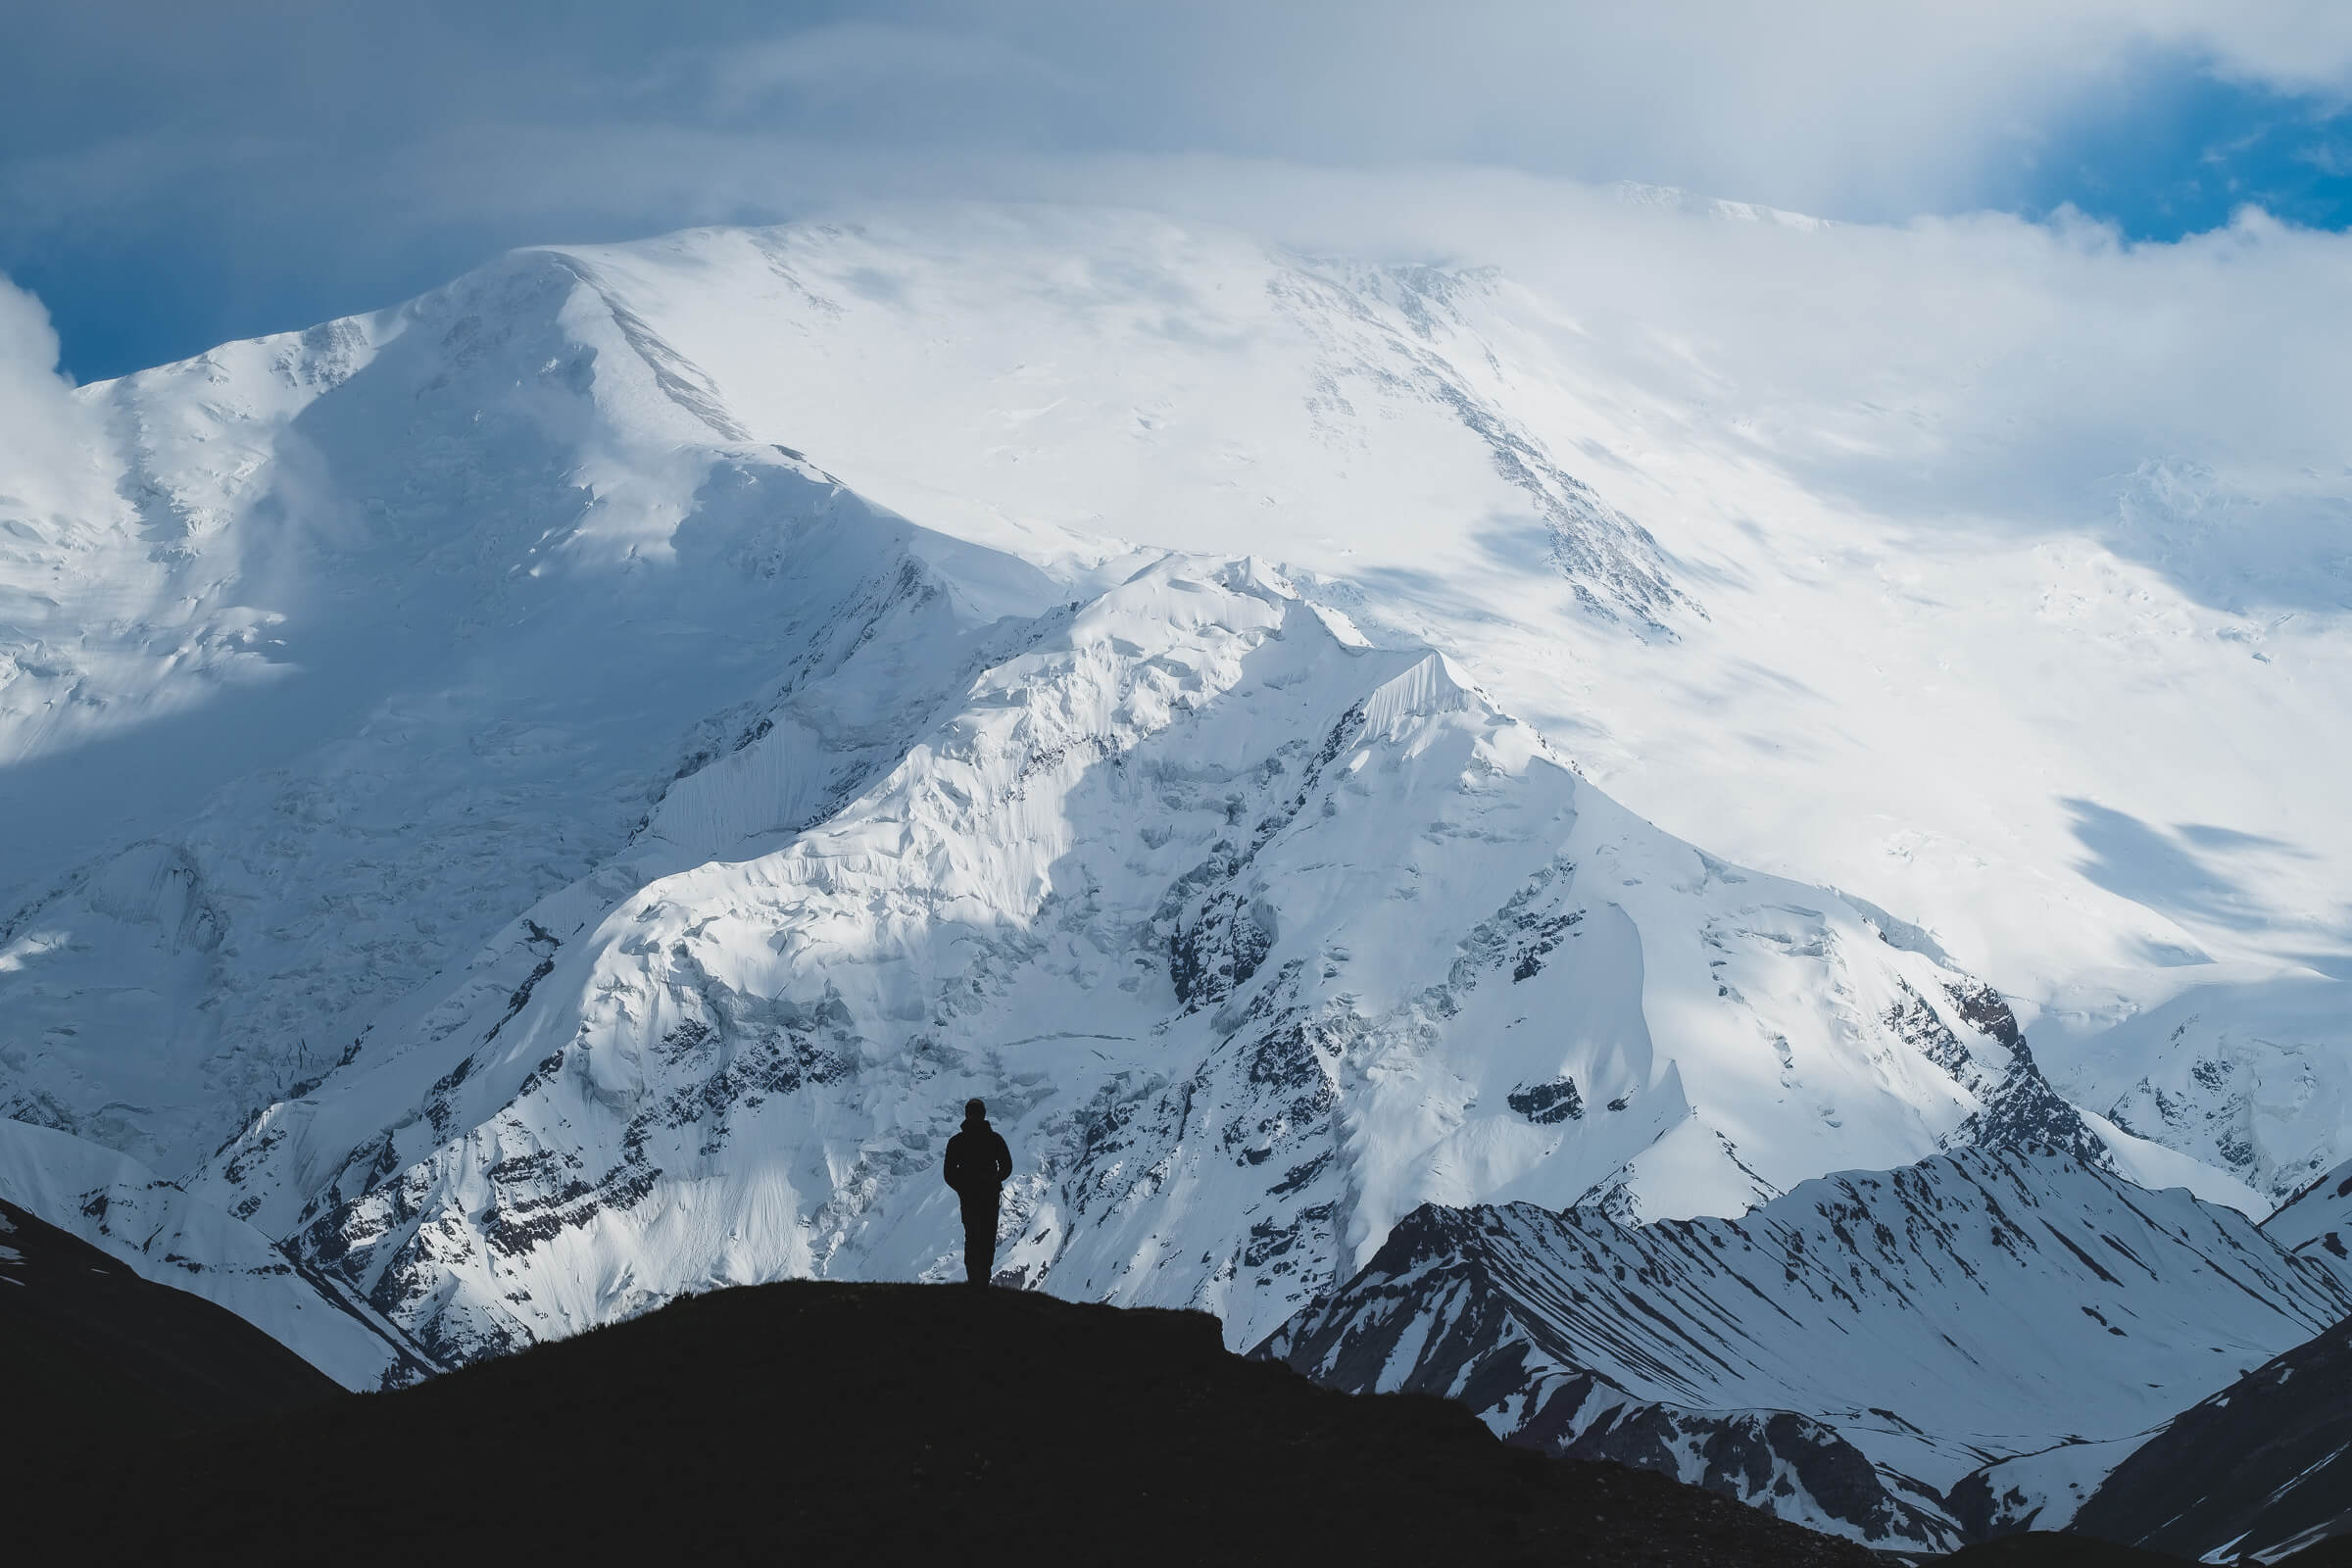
161;509;2206;1367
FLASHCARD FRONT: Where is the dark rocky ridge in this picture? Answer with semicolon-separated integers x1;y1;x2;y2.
12;1279;1880;1566
2072;1310;2352;1563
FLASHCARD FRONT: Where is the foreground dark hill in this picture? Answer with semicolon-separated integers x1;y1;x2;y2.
16;1280;1879;1565
0;1198;339;1454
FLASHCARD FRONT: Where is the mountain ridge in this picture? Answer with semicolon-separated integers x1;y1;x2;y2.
1262;1145;2352;1552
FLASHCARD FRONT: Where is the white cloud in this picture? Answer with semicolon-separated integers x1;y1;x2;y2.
835;154;2345;614
8;0;2352;462
0;275;96;472
2135;0;2352;94
15;1;2352;250
0;277;106;514
646;2;2352;218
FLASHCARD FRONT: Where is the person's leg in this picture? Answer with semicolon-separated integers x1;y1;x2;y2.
962;1196;998;1286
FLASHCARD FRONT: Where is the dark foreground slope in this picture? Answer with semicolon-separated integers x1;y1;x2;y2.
0;1199;340;1454
1936;1535;2352;1567
2072;1310;2352;1563
15;1281;1879;1566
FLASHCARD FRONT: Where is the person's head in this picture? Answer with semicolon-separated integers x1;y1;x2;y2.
964;1098;986;1125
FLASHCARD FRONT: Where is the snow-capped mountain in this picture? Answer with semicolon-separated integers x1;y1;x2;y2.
5;208;2347;1208
0;205;2338;1402
198;537;2178;1364
394;209;2349;1207
1261;1147;2352;1551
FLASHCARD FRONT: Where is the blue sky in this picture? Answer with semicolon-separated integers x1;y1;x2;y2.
2033;68;2352;235
6;2;2352;383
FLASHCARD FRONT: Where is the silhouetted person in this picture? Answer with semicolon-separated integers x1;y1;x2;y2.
943;1098;1013;1287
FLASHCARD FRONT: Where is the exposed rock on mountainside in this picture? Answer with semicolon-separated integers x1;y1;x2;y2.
1261;1148;2352;1552
1941;1435;2147;1539
2266;1154;2352;1266
2078;983;2352;1205
10;1280;1880;1568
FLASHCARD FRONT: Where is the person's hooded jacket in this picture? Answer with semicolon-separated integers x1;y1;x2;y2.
944;1112;1012;1199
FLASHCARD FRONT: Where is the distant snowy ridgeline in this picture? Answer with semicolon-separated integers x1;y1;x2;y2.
1263;1147;2352;1553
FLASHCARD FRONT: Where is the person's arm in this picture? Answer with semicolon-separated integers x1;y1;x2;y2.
943;1138;962;1191
992;1133;1012;1186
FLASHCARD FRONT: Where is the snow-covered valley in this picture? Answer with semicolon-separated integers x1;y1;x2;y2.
1;204;2346;1546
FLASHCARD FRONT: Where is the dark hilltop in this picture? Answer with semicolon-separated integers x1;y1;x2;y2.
13;1277;1883;1565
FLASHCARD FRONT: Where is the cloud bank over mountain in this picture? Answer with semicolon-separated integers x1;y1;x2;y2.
14;0;2352;383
